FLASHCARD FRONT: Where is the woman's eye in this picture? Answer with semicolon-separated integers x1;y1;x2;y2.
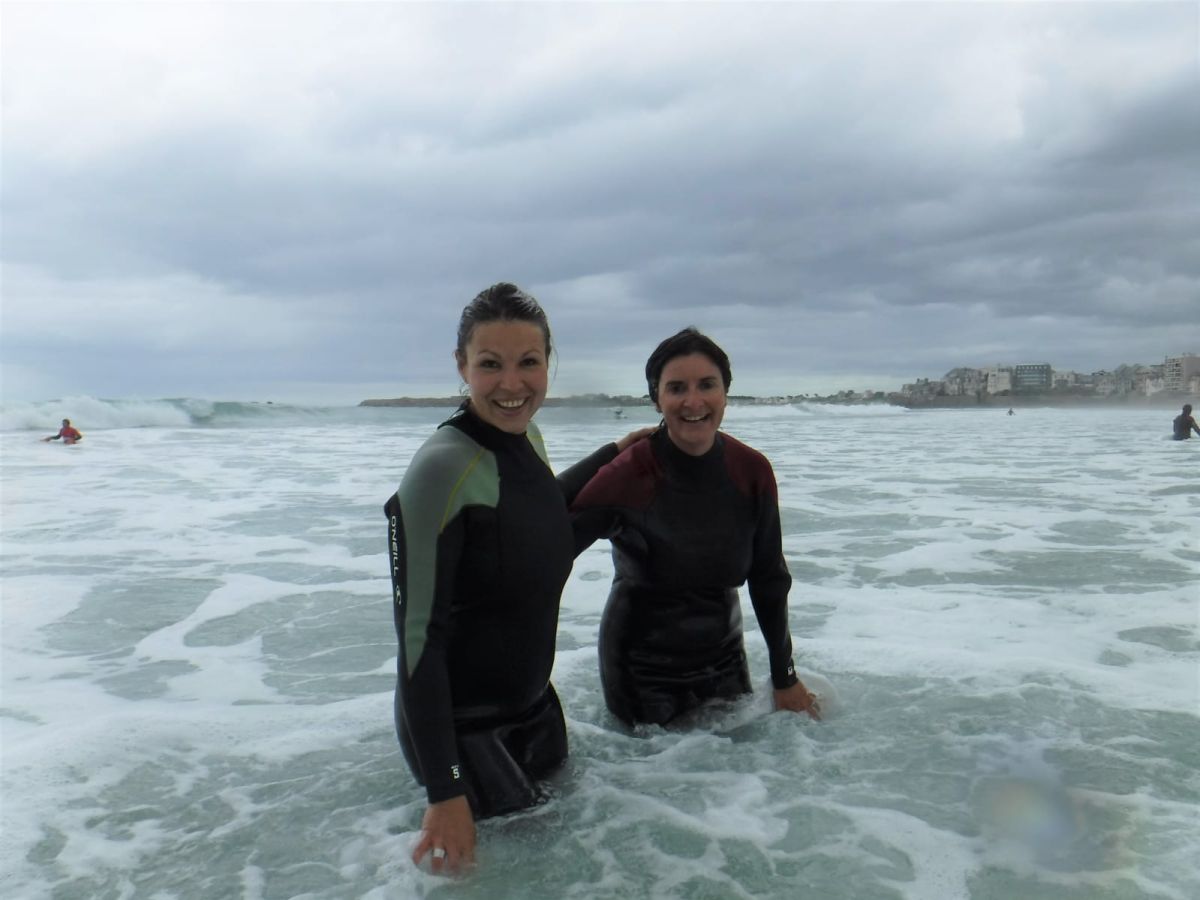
479;359;500;369
521;357;544;368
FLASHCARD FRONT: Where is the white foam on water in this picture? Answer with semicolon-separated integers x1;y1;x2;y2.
724;402;912;422
2;407;1197;899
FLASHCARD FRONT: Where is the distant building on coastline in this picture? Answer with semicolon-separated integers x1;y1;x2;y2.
1012;363;1053;392
943;368;986;397
1092;370;1120;396
983;367;1012;395
900;377;945;401
1164;354;1200;393
892;352;1197;406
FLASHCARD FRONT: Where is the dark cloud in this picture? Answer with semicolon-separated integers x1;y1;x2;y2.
2;2;1197;403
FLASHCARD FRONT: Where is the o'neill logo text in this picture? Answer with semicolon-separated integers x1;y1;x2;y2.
389;514;403;608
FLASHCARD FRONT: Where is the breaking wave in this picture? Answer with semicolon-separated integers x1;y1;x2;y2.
0;396;392;431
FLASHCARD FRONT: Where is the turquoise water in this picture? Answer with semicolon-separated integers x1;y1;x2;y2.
2;402;1197;899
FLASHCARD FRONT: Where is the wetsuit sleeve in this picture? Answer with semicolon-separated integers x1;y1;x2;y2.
745;462;799;690
556;442;620;507
567;444;657;556
386;428;498;806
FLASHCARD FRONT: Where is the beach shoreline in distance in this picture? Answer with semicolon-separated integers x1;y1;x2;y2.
359;392;1196;410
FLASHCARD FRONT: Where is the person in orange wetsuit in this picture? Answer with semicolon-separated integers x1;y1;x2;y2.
43;419;83;444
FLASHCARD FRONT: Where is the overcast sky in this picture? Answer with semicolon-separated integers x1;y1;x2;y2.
2;1;1197;404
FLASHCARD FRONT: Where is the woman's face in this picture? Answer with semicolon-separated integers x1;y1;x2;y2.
456;320;549;434
656;352;726;456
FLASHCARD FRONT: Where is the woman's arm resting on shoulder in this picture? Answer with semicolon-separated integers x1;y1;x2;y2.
412;794;476;875
557;426;655;504
615;425;656;453
773;681;821;720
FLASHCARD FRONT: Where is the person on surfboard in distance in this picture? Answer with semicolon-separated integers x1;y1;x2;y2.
43;419;83;444
1173;404;1199;440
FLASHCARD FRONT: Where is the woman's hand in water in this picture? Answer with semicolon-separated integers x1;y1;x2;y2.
412;795;475;875
774;681;822;720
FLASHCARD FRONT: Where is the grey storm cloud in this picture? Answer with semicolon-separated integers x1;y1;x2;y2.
1;1;1197;403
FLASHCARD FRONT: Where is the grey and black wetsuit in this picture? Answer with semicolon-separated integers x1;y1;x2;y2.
385;408;616;817
570;428;799;726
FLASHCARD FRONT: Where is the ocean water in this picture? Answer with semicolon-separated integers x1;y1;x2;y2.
2;398;1197;900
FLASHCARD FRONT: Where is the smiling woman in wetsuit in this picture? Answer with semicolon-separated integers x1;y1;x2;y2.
384;283;650;874
570;327;820;728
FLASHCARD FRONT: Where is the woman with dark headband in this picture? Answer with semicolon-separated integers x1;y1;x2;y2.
570;327;820;728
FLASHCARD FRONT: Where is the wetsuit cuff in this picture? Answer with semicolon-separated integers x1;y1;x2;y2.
426;782;468;806
771;665;799;690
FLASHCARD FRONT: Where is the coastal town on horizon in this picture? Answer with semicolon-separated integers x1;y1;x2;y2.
362;352;1200;410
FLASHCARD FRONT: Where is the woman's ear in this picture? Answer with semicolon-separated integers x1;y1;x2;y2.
454;350;466;381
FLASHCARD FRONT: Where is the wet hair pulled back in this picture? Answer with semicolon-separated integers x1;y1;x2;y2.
456;283;552;359
644;327;732;405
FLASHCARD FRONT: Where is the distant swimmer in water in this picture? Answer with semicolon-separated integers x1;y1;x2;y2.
570;327;820;728
42;418;83;444
1173;403;1200;440
1007;408;1015;416
384;283;652;874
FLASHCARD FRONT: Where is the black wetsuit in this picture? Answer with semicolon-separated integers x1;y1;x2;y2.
570;428;799;726
1173;412;1199;440
385;408;616;817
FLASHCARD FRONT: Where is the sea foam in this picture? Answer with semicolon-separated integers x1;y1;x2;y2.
2;404;1197;899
